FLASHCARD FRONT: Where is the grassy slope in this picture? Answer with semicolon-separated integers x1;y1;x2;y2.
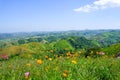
101;43;120;56
0;42;120;80
0;56;120;80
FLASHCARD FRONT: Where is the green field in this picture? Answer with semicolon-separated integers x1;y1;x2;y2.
0;54;120;80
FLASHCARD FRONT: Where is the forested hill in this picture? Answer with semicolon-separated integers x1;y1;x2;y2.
0;30;120;40
0;30;120;48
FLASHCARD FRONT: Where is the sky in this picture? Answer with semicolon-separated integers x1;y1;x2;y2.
0;0;120;33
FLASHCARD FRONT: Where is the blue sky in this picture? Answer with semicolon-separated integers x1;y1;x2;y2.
0;0;120;33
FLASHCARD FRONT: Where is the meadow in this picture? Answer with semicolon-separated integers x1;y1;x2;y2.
0;50;120;80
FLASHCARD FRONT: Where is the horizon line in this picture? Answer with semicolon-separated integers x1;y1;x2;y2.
0;29;120;34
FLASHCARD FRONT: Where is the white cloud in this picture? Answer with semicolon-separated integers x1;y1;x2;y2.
74;0;120;12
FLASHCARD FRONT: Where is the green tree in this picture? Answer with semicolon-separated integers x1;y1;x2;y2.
27;38;38;42
18;39;26;44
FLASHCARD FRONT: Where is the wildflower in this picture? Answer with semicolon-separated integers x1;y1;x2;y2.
98;52;105;55
62;73;68;78
72;60;77;64
49;58;52;61
25;72;30;79
45;55;49;59
26;63;31;67
0;54;9;60
37;59;43;64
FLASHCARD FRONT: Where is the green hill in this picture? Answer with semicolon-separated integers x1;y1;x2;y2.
101;43;120;56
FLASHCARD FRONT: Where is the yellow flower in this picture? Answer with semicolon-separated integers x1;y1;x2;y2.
37;59;43;64
49;58;52;61
72;60;77;64
26;63;31;67
62;73;68;78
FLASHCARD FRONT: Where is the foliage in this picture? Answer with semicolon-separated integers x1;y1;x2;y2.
68;37;99;50
18;39;26;44
101;43;120;56
1;30;120;48
53;40;74;54
0;56;120;80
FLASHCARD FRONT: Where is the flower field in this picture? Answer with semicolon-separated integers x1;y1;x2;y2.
0;53;120;80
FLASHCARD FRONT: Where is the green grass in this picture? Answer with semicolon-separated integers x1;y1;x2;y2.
0;56;120;80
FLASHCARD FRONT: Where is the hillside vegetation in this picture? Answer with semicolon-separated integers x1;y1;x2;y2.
0;30;120;80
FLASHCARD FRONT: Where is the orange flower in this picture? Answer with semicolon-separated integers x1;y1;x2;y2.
37;59;43;64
